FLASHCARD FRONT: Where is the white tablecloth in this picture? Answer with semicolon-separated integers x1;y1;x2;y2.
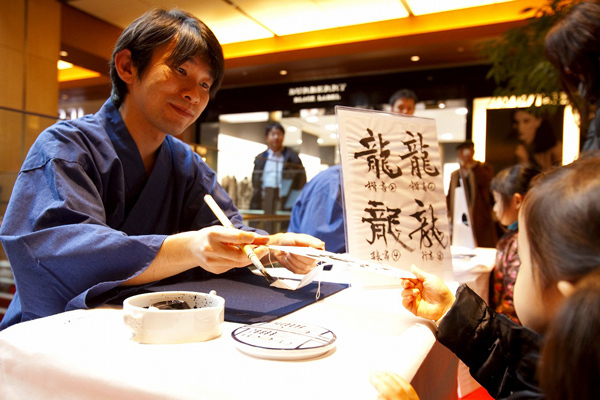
0;269;450;400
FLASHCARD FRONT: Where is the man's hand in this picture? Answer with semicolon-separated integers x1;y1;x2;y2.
263;233;325;274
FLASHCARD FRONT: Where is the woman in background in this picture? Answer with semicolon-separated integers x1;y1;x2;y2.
512;109;562;171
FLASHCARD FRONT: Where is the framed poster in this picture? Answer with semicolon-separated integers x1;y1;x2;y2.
485;107;565;174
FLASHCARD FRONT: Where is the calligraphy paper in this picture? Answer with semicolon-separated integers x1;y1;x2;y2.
336;106;453;281
269;264;324;290
268;245;416;279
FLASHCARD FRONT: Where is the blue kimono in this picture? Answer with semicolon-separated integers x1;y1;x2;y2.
0;99;263;330
288;164;346;253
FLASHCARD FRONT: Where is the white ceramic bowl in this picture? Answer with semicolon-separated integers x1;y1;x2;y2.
123;290;225;344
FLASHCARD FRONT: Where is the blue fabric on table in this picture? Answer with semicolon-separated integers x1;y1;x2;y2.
149;269;348;324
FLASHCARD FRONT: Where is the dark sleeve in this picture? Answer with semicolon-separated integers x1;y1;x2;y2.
283;148;306;190
250;153;265;209
437;285;542;399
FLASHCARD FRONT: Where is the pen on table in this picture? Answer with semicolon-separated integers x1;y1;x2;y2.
204;194;275;283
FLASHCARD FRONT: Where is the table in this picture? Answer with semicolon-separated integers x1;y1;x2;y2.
0;270;451;400
0;249;493;400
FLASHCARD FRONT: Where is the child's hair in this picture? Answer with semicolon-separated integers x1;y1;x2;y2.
539;268;600;400
545;0;600;103
522;150;600;290
490;163;540;206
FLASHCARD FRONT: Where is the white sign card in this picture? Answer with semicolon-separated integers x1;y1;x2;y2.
336;106;453;281
451;180;476;249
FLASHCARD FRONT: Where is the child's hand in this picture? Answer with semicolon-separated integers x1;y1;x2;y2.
400;265;456;321
369;371;420;400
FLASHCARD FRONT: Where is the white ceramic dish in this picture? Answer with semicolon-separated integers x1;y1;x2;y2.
123;290;224;344
231;321;336;360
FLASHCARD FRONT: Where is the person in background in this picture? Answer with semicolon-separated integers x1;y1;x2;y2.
446;141;497;248
0;9;322;331
512;109;562;171
488;164;540;324
250;122;306;212
390;88;418;115
539;268;600;400
288;89;418;252
545;0;600;152
288;164;345;253
400;152;600;399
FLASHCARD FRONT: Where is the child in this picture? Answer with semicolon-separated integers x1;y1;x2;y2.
371;270;600;400
489;164;540;324
539;268;600;400
399;152;600;399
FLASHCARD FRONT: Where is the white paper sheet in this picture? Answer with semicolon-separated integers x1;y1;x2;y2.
269;264;324;290
268;245;416;280
336;106;453;281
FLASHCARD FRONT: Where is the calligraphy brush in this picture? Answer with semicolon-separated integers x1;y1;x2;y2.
204;194;276;283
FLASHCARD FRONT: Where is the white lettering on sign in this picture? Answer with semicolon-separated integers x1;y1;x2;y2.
288;83;347;103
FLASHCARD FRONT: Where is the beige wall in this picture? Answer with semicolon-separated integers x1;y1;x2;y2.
0;0;60;219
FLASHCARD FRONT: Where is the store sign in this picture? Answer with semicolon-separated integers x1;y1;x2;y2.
288;83;347;104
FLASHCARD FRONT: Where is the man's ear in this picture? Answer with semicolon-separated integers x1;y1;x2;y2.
556;280;576;298
114;49;135;85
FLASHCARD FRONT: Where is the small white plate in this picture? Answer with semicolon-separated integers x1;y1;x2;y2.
231;321;336;360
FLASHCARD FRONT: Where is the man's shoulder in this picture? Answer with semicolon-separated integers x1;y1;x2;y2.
283;147;301;160
475;161;494;174
33;115;100;150
22;113;109;170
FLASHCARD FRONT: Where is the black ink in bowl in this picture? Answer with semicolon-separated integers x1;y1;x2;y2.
145;300;192;310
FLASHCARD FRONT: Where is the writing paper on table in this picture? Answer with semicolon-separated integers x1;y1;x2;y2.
267;245;416;280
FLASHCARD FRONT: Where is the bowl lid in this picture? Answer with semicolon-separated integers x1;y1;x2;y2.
231;321;336;360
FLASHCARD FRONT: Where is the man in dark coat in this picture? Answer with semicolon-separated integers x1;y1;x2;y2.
250;122;306;212
447;141;498;248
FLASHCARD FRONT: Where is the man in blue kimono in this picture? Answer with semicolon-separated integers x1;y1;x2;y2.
0;9;323;330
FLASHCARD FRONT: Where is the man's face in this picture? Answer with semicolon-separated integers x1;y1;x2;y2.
126;41;214;137
266;127;284;152
457;146;474;165
392;98;416;115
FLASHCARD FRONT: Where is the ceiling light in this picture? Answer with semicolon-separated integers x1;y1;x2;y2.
410;55;420;62
57;61;101;82
317;138;324;144
58;60;73;70
300;108;323;118
440;133;454;141
438;103;446;109
455;107;469;115
279;70;288;75
330;133;338;139
59;50;68;57
286;125;298;132
243;1;409;38
306;116;319;123
296;139;303;144
219;112;269;123
406;0;513;16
